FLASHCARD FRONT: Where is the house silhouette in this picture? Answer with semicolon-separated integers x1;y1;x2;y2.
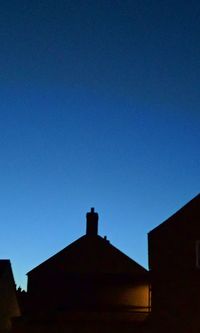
14;208;150;332
148;192;200;332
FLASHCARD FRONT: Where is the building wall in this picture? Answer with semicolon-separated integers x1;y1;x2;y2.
148;197;200;330
27;270;150;313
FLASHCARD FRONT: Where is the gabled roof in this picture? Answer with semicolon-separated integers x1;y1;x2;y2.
148;193;200;236
27;234;147;277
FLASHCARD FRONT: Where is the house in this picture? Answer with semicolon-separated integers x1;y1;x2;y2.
0;260;20;332
148;193;200;332
14;208;150;333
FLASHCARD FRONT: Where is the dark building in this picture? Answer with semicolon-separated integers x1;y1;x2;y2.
15;208;150;333
0;260;20;332
148;193;200;332
11;193;200;333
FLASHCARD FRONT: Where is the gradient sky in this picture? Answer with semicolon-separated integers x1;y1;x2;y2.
0;0;199;289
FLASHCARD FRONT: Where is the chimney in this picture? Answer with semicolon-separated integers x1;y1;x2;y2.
86;208;98;236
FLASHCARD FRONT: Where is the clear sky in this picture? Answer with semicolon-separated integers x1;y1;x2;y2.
0;0;199;289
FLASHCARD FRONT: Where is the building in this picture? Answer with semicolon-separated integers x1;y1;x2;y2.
148;193;200;332
0;260;20;332
11;193;200;332
14;208;150;333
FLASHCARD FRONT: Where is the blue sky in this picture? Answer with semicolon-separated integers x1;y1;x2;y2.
0;0;199;289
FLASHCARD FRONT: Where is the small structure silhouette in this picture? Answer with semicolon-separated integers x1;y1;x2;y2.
0;260;20;332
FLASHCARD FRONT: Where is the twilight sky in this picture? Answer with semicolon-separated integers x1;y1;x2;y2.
0;0;199;289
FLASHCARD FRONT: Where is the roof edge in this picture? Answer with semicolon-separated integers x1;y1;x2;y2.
148;193;200;235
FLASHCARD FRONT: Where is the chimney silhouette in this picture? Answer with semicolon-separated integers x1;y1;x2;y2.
86;208;98;236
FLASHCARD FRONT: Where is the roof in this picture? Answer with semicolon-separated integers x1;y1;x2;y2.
148;193;200;236
27;234;147;277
